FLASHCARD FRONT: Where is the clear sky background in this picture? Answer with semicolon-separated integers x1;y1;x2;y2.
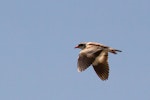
0;0;150;100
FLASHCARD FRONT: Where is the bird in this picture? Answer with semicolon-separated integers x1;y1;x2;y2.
75;42;122;80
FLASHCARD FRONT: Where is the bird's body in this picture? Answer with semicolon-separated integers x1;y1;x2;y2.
75;42;122;80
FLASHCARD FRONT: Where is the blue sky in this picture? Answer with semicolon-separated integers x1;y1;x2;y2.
0;0;150;100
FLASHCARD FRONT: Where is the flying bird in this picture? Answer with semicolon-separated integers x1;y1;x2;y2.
75;42;122;80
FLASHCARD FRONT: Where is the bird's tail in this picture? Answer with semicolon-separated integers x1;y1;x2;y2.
109;48;122;54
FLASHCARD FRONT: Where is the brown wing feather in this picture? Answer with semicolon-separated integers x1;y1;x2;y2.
93;63;109;80
77;48;102;72
92;51;109;80
78;53;94;72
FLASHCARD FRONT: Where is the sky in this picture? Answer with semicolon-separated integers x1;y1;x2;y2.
0;0;150;100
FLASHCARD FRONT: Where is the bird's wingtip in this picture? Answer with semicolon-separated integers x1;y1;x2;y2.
77;68;81;72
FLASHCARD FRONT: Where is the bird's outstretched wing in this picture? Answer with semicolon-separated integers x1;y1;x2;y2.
77;47;102;72
92;51;109;80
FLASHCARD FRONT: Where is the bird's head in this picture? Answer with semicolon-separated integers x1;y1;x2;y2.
75;43;86;50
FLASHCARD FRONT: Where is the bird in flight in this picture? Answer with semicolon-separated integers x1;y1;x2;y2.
75;42;122;80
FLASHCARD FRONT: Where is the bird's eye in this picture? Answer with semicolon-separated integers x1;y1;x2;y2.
79;44;84;46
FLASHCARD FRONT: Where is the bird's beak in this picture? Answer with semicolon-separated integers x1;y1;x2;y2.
74;45;79;48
